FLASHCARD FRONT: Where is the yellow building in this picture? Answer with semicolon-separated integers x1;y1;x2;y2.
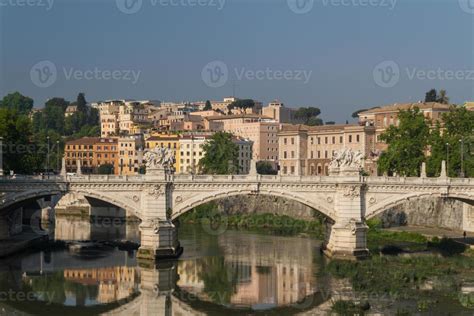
465;102;474;111
145;134;180;171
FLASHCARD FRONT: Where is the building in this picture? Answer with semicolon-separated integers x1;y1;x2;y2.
64;105;78;117
177;133;253;175
205;114;279;164
357;102;451;152
65;137;119;174
98;100;153;137
145;134;180;171
64;137;98;174
262;100;302;124
92;138;119;174
278;124;376;176
465;102;474;111
118;136;144;175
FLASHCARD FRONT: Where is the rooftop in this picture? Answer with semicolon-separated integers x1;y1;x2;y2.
358;102;452;116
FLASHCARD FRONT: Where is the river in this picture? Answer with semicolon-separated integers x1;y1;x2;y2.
0;216;473;315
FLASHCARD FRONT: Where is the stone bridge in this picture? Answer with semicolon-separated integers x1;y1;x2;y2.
1;160;474;261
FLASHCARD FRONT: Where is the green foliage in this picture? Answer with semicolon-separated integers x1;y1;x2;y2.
378;107;430;176
256;161;277;175
203;100;212;111
227;99;255;110
331;300;369;315
199;256;237;304
295;107;322;125
199;132;239;174
424;88;450;104
180;202;324;237
0;108;39;174
427;106;474;177
0;92;34;114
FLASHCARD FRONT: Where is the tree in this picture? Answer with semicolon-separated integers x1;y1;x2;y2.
0;92;34;114
378;107;430;176
307;117;323;126
295;107;322;125
325;121;335;125
427;106;474;177
228;99;255;110
352;109;368;118
0;108;38;174
76;93;87;112
256;161;277;175
203;100;212;111
425;89;438;102
199;132;239;174
437;89;449;104
45;97;69;112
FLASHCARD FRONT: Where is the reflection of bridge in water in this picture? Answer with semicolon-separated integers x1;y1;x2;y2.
1;228;349;315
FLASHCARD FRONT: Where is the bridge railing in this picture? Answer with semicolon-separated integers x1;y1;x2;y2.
364;176;474;185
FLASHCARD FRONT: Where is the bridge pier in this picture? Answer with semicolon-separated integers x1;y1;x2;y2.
324;167;370;260
137;161;182;262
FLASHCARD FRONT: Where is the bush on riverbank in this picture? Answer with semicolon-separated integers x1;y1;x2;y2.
179;202;324;237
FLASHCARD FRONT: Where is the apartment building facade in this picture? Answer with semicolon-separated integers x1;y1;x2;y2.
205;114;279;164
278;124;377;176
65;137;119;174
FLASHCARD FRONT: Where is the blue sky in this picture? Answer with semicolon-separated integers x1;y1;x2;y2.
0;0;473;122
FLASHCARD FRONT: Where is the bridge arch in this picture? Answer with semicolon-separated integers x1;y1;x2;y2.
0;189;63;212
172;189;336;222
365;192;474;220
59;190;143;220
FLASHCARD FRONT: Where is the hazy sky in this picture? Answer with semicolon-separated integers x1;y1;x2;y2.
0;0;473;122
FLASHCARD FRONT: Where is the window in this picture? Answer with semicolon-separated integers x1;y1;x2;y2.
290;166;295;174
356;135;360;142
340;136;343;143
284;138;287;145
349;135;352;143
284;151;287;158
317;137;321;145
291;151;295;158
325;137;328;144
325;151;328;158
332;136;335;144
291;138;294;145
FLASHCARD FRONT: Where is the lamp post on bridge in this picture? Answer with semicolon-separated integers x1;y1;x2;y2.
446;142;450;177
460;138;465;178
47;136;50;179
56;140;60;175
0;137;3;177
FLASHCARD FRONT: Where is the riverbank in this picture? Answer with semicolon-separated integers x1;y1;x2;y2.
179;202;325;238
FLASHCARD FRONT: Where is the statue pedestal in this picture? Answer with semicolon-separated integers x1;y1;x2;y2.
329;166;361;177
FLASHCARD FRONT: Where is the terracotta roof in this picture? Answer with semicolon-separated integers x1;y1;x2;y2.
358;102;451;115
66;137;101;145
205;114;272;121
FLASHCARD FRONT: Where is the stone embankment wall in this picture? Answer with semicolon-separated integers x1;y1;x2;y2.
376;198;466;230
215;195;474;231
214;195;317;221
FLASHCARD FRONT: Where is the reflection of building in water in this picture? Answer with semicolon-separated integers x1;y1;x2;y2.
64;266;138;304
177;232;317;308
55;215;140;243
219;232;316;307
177;260;205;292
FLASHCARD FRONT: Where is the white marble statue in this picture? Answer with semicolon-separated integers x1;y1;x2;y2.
329;148;364;169
144;147;175;170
